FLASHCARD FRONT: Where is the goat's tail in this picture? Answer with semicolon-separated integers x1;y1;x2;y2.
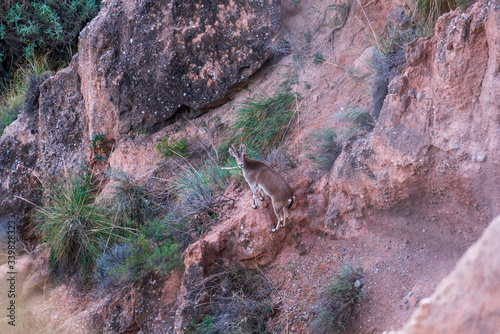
286;196;295;209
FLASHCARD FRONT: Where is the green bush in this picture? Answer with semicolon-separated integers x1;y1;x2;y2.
174;159;230;216
0;53;51;135
411;0;455;25
97;233;184;283
220;92;296;160
0;0;101;66
336;106;375;130
311;265;363;334
33;169;132;283
190;263;277;333
156;136;189;158
313;52;325;64
306;127;342;170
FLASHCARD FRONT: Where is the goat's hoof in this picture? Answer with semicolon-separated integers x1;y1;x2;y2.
259;196;264;201
281;223;285;227
252;204;257;209
270;227;277;233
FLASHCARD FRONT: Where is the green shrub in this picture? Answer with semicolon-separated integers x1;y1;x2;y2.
311;265;363;334
33;169;131;283
147;239;184;274
111;234;152;280
220;92;296;160
190;263;277;333
0;53;51;135
100;234;183;282
0;0;101;67
306;127;342;170
174;159;230;216
411;0;455;25
336;106;375;130
313;52;325;64
109;174;155;225
156;136;189;158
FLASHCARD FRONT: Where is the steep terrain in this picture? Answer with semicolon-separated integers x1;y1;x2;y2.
1;0;499;333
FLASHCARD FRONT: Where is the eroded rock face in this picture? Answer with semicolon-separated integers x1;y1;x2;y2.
0;60;88;225
326;0;499;236
172;176;327;332
0;0;284;225
390;215;500;334
78;0;282;137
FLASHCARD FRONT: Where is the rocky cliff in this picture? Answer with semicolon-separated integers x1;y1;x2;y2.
1;0;500;333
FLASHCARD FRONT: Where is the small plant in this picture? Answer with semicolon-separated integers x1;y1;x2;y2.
89;132;110;163
336;106;375;130
306;127;342;170
146;239;184;274
220;91;296;160
109;174;157;225
33;168;131;283
93;243;131;286
311;264;363;334
313;52;326;64
190;263;277;333
372;11;424;119
156;136;189;158
89;132;105;149
302;30;312;43
174;159;230;216
410;0;456;26
0;53;52;136
103;234;183;282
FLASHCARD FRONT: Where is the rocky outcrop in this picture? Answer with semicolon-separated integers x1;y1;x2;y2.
0;60;88;224
390;215;500;333
0;0;284;225
172;176;327;332
326;0;499;236
78;0;283;138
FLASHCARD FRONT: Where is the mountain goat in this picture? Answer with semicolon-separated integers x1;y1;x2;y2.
229;144;294;232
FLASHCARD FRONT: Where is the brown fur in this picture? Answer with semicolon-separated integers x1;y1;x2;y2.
229;144;294;232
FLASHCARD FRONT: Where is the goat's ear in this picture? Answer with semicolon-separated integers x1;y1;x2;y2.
229;146;236;157
240;143;246;155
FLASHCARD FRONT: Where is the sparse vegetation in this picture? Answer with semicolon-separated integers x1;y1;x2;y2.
156;136;189;158
410;0;456;26
33;169;132;283
313;52;325;64
307;127;342;170
109;174;156;225
220;91;296;160
189;263;277;333
0;53;52;135
372;9;424;119
174;159;230;216
336;106;375;130
311;264;363;334
113;234;183;280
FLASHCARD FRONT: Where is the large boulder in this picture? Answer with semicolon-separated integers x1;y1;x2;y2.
0;0;284;225
78;0;283;138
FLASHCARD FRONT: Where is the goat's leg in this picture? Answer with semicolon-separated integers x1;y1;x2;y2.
249;183;258;209
271;203;282;232
281;206;289;227
258;187;265;201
